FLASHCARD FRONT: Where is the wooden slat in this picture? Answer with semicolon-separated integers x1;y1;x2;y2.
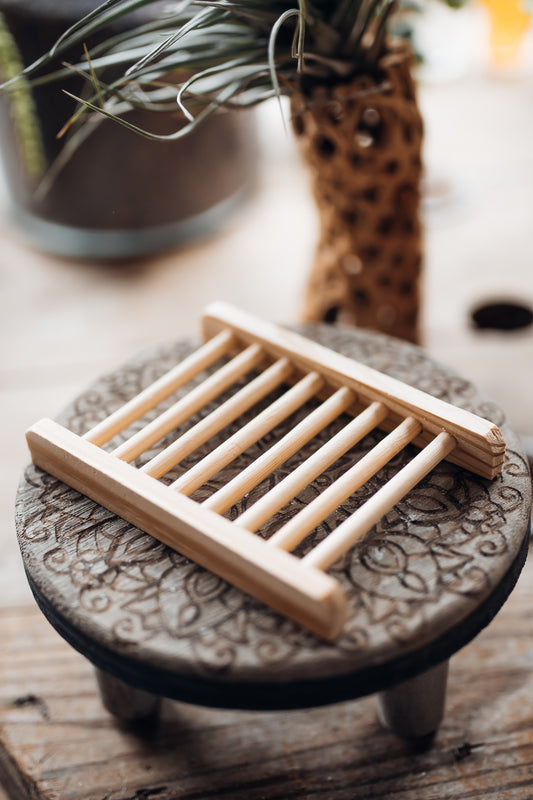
2;552;533;800
25;419;347;641
112;342;265;462
84;329;234;446
170;371;324;496
304;432;457;570
202;303;505;479
236;401;388;533
141;357;293;479
203;386;355;514
268;416;422;553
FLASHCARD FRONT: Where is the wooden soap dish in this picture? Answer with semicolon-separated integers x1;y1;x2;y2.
25;303;506;641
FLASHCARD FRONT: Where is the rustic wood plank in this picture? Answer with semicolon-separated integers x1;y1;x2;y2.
1;546;533;799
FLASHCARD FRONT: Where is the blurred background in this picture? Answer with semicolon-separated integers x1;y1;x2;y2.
1;0;532;613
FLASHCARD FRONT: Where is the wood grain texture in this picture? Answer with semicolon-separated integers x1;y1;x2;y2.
2;546;533;800
84;330;235;448
15;327;531;698
141;356;293;480
268;415;422;553
112;341;265;463
202;385;355;514
304;431;457;570
239;399;389;532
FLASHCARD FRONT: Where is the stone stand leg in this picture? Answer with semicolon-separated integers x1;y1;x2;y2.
94;668;161;721
377;660;449;739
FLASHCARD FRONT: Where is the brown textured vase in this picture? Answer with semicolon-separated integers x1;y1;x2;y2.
291;41;424;344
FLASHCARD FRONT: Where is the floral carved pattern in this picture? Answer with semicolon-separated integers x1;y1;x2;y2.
15;327;531;683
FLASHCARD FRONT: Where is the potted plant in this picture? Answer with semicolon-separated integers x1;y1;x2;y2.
4;0;462;337
0;1;258;259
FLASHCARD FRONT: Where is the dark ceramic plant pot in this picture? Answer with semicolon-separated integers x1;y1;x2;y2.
0;1;258;259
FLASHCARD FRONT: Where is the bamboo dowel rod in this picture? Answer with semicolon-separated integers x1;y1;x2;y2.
236;401;388;533
84;330;234;447
304;431;457;571
112;343;264;463
141;358;293;479
203;386;355;514
170;371;324;496
268;416;422;553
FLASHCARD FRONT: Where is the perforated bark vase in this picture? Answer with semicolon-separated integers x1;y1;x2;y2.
291;42;423;344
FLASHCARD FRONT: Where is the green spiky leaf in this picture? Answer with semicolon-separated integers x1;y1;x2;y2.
0;1;467;140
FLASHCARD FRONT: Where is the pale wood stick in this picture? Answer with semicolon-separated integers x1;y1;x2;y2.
203;386;355;514
268;416;422;553
202;303;505;479
141;358;293;479
236;401;388;533
170;372;324;496
84;329;234;447
304;431;457;571
26;418;347;641
112;343;264;463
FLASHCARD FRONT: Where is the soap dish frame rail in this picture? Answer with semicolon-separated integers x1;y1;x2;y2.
25;302;506;641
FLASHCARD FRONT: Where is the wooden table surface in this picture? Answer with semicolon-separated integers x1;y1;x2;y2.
2;552;533;800
1;18;533;797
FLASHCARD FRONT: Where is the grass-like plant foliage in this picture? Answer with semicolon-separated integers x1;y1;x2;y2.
2;0;465;140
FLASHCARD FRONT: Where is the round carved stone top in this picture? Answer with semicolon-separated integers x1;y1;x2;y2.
15;325;531;709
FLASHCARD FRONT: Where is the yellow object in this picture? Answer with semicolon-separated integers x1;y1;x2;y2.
481;0;531;68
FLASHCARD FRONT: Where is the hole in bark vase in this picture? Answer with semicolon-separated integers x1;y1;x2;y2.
323;305;340;323
392;253;405;267
361;245;380;262
471;301;533;331
364;186;380;204
316;135;336;158
353;289;370;308
342;210;359;228
0;1;258;260
377;216;395;235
